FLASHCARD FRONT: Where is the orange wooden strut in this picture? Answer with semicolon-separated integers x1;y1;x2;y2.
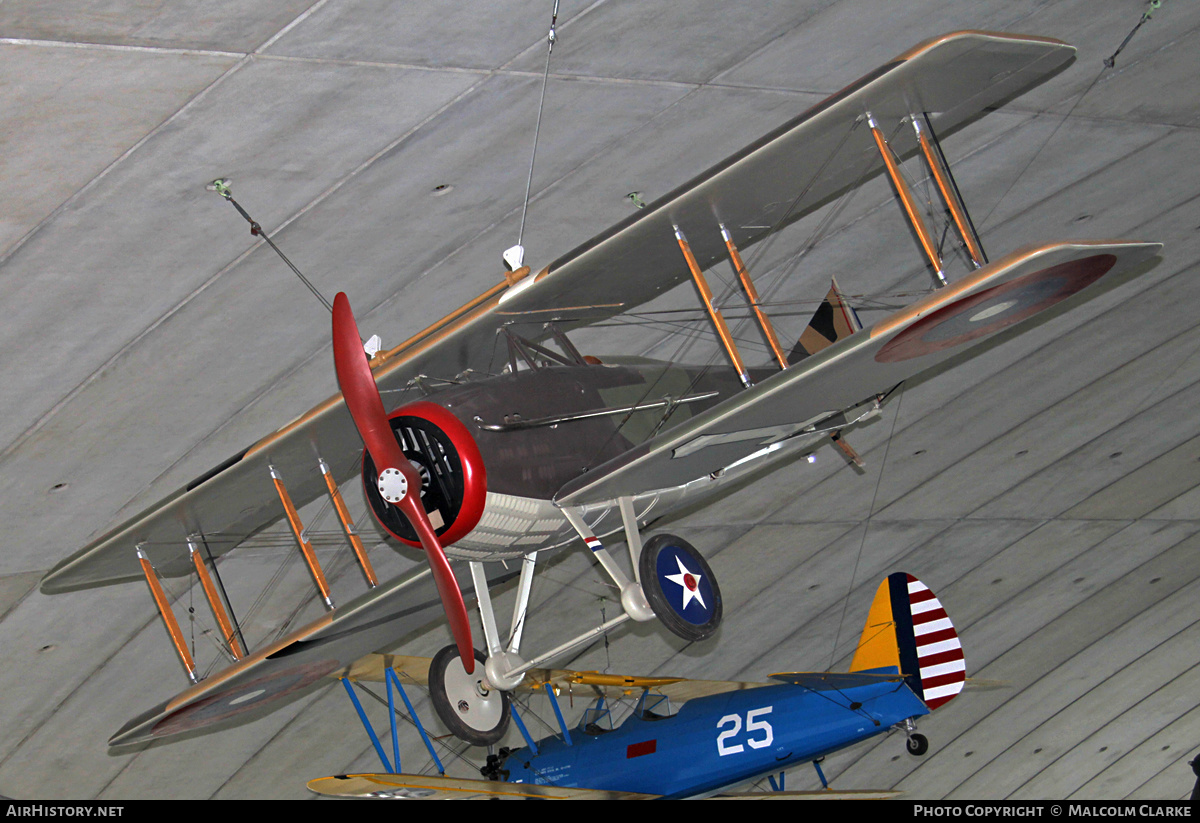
136;545;198;684
867;113;946;287
188;540;245;659
675;227;752;387
912;115;985;269
320;459;378;588
721;224;789;370
271;465;335;609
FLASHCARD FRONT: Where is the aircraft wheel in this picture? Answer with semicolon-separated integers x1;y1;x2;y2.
906;733;929;757
429;644;510;746
638;533;722;642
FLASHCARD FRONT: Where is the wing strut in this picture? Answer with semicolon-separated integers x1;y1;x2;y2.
721;223;789;371
675;226;753;387
320;458;379;588
187;539;245;659
867;112;947;288
271;464;335;610
136;545;198;684
912;114;987;269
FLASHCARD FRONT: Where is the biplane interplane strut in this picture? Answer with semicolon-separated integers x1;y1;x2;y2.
41;31;1159;752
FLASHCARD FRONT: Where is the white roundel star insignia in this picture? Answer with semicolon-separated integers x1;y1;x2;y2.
664;555;707;612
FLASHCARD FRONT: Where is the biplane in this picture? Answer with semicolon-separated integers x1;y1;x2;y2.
309;573;963;799
41;30;1160;750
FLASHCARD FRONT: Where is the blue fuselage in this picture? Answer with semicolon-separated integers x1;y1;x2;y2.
503;680;929;798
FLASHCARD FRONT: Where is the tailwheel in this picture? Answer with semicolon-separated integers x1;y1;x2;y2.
638;534;722;642
906;732;929;757
429;644;510;746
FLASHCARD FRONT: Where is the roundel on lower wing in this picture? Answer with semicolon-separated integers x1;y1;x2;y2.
654;544;718;626
875;254;1117;363
151;659;340;738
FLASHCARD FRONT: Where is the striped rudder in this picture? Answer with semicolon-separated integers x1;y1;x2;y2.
849;573;965;711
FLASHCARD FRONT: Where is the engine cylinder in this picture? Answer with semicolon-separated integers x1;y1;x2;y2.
361;401;487;548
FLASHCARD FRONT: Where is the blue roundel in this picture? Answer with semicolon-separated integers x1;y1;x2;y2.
654;544;717;625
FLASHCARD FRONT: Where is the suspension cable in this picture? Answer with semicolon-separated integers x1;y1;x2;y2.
517;0;560;251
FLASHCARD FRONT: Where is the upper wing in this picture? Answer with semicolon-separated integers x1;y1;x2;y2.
42;30;1075;593
556;241;1162;506
501;31;1075;323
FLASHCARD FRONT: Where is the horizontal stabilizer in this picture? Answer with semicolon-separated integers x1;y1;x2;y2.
768;671;906;691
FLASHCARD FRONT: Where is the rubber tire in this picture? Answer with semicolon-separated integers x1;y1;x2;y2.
638;533;723;642
906;733;929;757
428;645;510;746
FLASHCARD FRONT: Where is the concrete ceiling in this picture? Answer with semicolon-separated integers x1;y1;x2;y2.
2;0;1198;801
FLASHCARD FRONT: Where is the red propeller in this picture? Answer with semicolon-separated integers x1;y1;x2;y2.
332;292;476;673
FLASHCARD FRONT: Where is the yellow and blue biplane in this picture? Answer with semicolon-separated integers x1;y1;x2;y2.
309;573;965;799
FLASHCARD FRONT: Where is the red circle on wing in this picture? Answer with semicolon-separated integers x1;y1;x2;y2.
151;659;340;738
875;254;1117;364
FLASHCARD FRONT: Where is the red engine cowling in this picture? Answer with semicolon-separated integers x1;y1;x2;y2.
361;400;487;548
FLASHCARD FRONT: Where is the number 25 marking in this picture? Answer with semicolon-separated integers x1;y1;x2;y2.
716;706;774;756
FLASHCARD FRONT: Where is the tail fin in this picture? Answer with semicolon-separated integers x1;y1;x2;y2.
849;573;965;710
788;277;861;364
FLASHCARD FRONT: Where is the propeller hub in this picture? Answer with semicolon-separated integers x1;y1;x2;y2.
377;467;409;504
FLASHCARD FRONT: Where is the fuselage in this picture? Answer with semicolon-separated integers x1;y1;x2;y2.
502;679;929;798
398;356;798;561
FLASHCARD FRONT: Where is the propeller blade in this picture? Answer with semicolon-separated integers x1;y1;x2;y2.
396;490;475;673
332;293;406;473
332;292;476;673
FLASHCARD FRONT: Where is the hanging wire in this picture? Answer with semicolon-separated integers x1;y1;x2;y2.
517;0;561;250
829;384;905;670
207;179;334;315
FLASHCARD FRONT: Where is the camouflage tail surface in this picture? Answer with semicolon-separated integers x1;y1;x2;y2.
849;572;965;710
787;277;862;364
